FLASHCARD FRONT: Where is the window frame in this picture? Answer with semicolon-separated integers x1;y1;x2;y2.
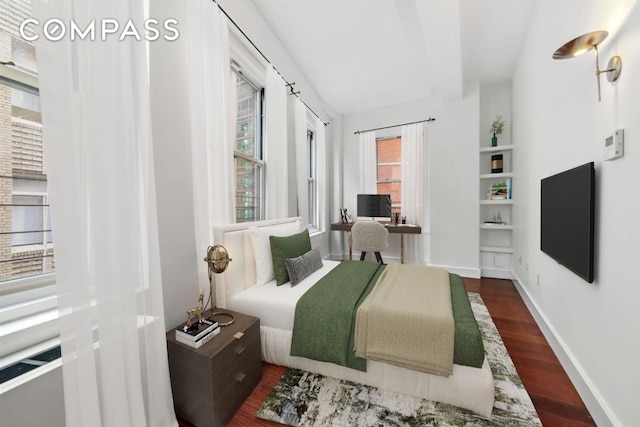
306;128;319;232
11;192;52;249
0;62;59;364
375;136;403;215
231;68;266;223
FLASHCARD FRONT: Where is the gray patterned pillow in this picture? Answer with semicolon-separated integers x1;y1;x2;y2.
285;247;323;286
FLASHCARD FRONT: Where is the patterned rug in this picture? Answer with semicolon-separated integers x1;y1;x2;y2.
256;293;542;426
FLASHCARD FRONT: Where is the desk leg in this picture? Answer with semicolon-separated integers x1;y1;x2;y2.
348;231;352;261
400;233;404;264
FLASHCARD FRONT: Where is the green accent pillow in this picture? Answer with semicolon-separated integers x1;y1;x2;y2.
270;229;312;285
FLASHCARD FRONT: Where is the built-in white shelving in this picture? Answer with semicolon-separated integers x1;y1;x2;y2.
479;83;513;279
480;199;513;205
480;245;514;254
480;172;513;179
479;144;514;153
480;224;514;230
479;143;514;279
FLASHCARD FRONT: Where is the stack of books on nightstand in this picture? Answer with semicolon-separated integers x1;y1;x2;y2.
175;319;220;349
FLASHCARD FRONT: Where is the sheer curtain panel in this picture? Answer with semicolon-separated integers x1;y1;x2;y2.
265;66;289;219
31;0;177;425
293;98;309;225
187;1;233;298
315;116;327;231
359;131;377;194
401;123;427;265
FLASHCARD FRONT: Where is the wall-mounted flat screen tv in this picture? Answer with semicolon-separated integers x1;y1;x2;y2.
540;162;595;283
357;194;392;219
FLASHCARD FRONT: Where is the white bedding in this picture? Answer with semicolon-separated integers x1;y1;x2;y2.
228;259;495;417
230;260;340;330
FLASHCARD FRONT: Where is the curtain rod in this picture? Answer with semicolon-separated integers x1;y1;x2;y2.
354;117;436;135
213;1;329;127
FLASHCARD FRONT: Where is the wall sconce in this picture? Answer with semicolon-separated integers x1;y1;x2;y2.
203;244;234;326
552;30;622;101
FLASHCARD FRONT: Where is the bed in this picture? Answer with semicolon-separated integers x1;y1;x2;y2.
213;217;495;417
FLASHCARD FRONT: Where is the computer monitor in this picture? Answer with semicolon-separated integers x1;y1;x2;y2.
357;194;392;220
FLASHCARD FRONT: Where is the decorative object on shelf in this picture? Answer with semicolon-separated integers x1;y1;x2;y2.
489;115;505;147
204;244;235;326
552;30;622;102
487;182;508;200
483;211;507;225
175;316;220;349
491;154;503;173
339;208;352;224
186;293;205;327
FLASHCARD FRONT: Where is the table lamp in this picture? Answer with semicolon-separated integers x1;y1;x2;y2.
203;244;234;326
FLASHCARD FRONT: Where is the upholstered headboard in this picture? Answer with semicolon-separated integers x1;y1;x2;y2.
212;217;302;308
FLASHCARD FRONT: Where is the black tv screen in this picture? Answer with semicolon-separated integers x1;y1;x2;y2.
357;194;392;219
540;162;595;283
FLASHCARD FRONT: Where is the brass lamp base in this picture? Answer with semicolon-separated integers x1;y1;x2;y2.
209;311;235;327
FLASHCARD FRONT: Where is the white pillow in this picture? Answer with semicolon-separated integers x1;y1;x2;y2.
249;220;301;285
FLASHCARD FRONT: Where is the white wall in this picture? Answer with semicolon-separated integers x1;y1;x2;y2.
150;0;200;330
512;0;640;425
429;82;480;277
0;364;65;426
339;92;480;275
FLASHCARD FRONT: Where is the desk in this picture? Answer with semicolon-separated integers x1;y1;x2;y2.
331;222;422;264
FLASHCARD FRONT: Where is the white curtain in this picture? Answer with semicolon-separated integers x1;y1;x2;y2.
265;66;289;219
293;98;309;225
359;131;377;194
187;1;233;297
401;123;427;265
32;0;176;426
315;116;327;230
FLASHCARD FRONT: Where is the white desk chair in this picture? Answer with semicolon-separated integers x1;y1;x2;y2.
351;221;389;264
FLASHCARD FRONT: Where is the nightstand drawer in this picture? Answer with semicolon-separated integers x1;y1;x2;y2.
211;319;261;423
211;320;260;386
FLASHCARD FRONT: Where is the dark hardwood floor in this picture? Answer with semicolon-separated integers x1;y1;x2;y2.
182;277;596;426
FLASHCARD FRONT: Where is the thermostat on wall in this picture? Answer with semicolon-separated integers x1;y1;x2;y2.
604;129;624;161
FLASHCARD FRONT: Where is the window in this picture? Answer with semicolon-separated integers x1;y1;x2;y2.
376;137;402;215
307;130;319;230
1;71;53;285
1;2;59;369
231;69;264;223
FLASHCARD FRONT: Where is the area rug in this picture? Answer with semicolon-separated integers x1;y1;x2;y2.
256;293;542;426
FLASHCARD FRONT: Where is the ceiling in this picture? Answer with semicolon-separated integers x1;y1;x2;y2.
250;0;536;114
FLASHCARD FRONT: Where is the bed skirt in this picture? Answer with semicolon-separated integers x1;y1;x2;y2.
260;325;495;418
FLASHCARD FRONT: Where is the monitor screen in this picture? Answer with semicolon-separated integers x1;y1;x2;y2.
357;194;392;219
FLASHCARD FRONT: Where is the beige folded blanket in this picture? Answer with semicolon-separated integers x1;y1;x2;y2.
354;263;454;377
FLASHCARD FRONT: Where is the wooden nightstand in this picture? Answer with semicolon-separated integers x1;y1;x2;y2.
166;309;262;427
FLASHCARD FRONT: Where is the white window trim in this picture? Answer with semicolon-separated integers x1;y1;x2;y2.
375;137;403;213
306;113;322;234
232;69;266;222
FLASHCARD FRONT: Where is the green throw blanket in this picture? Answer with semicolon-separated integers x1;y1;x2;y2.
290;261;485;372
450;273;485;368
290;261;384;371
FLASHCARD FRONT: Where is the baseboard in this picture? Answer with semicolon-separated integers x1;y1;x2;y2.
330;253;435;267
480;267;514;280
429;263;481;279
511;272;618;427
